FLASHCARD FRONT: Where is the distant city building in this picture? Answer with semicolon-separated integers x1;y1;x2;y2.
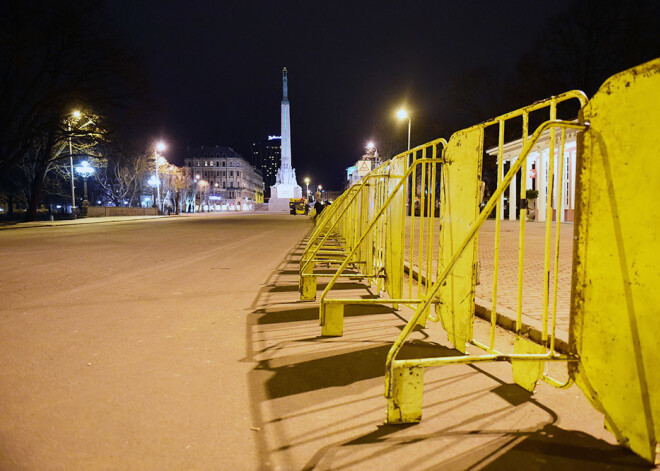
251;136;281;197
184;145;264;208
345;146;380;189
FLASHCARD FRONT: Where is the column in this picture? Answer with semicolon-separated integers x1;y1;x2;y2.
509;156;517;221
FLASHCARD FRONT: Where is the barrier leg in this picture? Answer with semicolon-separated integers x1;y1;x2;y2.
386;365;425;423
321;302;344;337
300;275;317;301
512;336;545;392
415;305;429;328
300;259;317;300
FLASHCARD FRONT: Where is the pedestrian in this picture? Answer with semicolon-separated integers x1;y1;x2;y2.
314;200;324;220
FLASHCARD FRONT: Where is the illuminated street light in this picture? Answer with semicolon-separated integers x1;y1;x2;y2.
154;141;167;213
304;177;310;200
75;161;95;208
67;110;82;216
397;108;411;151
366;141;380;166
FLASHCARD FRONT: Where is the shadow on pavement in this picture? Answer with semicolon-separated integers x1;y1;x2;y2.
267;282;368;293
254;303;394;325
246;233;654;470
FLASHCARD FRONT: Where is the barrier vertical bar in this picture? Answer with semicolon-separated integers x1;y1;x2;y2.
542;100;557;343
490;120;505;349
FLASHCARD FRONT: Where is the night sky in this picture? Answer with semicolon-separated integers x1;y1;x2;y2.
106;1;575;189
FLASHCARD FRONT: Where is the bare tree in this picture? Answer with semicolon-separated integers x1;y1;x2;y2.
95;148;153;207
0;0;144;220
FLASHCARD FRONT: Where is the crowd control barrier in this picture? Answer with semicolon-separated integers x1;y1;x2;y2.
299;58;660;462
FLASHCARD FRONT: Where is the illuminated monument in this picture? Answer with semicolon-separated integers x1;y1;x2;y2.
269;67;302;211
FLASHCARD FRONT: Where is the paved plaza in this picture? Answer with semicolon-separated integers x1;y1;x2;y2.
0;213;652;470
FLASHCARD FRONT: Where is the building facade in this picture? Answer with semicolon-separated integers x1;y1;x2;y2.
251;136;281;198
184;145;264;209
486;127;578;222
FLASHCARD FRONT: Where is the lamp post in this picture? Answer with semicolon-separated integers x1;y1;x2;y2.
75;161;95;210
68;110;81;215
193;174;200;212
148;175;159;208
397;109;411;151
304;177;310;200
154;141;166;213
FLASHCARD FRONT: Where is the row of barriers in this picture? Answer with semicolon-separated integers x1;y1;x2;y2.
299;58;660;462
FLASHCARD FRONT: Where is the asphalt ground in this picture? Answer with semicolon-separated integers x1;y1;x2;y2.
0;213;654;470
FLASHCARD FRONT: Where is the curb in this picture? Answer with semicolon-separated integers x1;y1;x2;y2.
0;215;169;231
403;262;570;354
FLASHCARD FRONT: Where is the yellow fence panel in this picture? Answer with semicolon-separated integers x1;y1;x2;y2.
435;127;483;353
571;57;660;462
384;155;406;302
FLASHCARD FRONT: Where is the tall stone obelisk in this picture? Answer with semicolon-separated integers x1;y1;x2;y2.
269;67;302;211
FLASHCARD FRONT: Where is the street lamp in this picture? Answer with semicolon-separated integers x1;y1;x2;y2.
67;110;82;216
74;160;95;209
397;108;411;151
154;141;166;213
366;141;380;166
148;175;159;208
304;177;310;200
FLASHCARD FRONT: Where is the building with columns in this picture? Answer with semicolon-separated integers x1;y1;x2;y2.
184;145;264;210
486;127;578;222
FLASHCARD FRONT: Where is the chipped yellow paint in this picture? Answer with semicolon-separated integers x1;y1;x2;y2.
386;364;425;424
571;57;660;463
435;127;483;353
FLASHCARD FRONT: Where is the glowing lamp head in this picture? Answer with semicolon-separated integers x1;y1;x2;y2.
72;110;81;118
304;177;310;184
75;160;95;177
156;141;166;152
397;109;409;120
366;141;375;150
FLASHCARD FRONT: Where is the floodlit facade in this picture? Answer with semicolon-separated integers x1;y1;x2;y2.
486;127;578;222
184;145;264;210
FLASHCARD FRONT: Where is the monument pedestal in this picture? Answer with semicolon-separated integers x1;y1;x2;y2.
269;183;302;212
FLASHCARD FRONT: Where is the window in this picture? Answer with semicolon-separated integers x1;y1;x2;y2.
223;171;226;176
222;181;226;189
230;171;234;177
236;171;240;177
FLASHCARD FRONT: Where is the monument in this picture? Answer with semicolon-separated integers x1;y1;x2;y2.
269;67;302;211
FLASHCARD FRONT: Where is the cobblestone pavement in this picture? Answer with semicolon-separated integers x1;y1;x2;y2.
476;219;573;342
403;218;573;344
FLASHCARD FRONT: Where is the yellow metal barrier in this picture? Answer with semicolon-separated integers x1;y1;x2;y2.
299;162;392;301
570;57;660;462
318;138;449;336
383;58;660;462
304;58;660;463
381;88;589;423
385;117;586;422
